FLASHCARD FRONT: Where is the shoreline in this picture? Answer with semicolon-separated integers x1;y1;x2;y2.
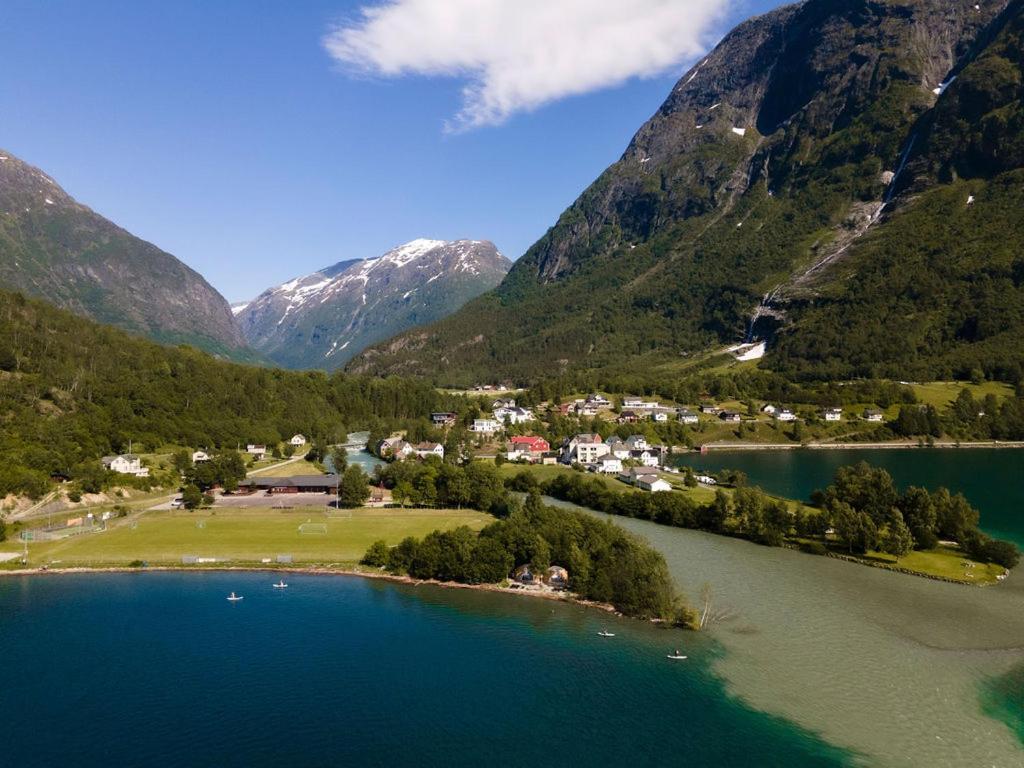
691;440;1024;452
0;563;627;616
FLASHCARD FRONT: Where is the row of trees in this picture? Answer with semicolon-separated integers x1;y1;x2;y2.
363;491;691;622
812;462;1018;567
534;462;1019;569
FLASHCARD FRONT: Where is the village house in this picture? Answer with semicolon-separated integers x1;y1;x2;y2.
412;442;445;460
696;474;718;485
492;397;517;410
289;434;307;447
471;418;502;434
624;435;649;452
506;435;550;462
621;465;657;481
777;408;797;422
431;412;458;428
593;454;623;474
586;393;610;407
719;411;742;423
101;454;150;477
191;450;210;463
636;474;672;493
823;407;843;422
617;410;640;424
379;437;414;460
606;436;631;460
563;433;609;465
863;408;884;422
761;404;778;415
678;409;699;425
631;449;661;468
545;565;569;589
700;404;721;415
246;444;267;459
651;411;668;422
576;402;599;417
494;405;534;425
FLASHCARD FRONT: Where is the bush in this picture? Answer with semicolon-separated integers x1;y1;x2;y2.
799;540;828;556
361;539;390;567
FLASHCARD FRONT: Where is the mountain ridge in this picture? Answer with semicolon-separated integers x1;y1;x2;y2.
236;238;510;369
348;0;1021;385
0;148;250;359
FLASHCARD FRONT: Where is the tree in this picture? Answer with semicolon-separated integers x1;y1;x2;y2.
470;537;514;583
201;492;215;508
438;465;472;509
878;515;914;557
181;484;203;510
932;488;980;541
531;536;551;574
830;500;878;554
339;466;370;508
0;517;6;542
896;486;938;549
361;539;390;567
171;450;192;474
329;446;348;474
392;480;413;508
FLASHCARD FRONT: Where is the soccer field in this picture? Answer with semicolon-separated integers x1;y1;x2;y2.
6;507;492;567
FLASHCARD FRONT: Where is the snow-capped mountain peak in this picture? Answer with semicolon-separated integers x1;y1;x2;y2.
235;239;510;370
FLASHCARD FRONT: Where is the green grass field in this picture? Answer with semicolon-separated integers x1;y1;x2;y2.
494;461;718;504
908;381;1014;409
853;545;1005;585
248;459;324;477
2;507;491;567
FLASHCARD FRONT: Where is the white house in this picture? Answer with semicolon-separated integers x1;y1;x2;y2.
491;397;517;410
761;404;778;415
631;449;661;468
864;408;884;422
696;474;718;486
636;475;672;493
101;454;149;478
624;435;649;452
823;408;843;422
494;406;534;425
289;434;307;447
471;418;502;434
593;455;623;474
191;450;210;463
777;409;797;422
605;437;631;460
413;442;445;460
246;444;267;459
586;393;610;406
623;397;645;409
678;409;699;425
618;466;659;486
564;434;609;464
652;411;668;422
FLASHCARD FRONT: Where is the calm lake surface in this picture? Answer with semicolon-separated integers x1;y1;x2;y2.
674;448;1024;547
0;572;849;768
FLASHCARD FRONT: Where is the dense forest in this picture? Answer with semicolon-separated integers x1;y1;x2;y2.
363;489;689;622
0;290;465;498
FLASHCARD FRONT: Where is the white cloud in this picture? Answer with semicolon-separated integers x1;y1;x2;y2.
324;0;732;131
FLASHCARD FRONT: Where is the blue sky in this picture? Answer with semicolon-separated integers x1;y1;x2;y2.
0;0;782;302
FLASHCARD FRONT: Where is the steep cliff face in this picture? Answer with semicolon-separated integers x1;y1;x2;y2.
0;150;249;357
236;239;510;369
349;0;1016;384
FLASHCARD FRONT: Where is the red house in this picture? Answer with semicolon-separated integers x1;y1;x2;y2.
509;435;550;453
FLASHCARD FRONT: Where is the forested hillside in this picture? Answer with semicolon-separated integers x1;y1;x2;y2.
349;0;1024;387
0;290;457;498
0;149;253;360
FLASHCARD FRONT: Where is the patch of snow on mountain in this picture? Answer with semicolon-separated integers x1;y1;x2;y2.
231;302;249;316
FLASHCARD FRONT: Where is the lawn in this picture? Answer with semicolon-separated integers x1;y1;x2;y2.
248;458;324;477
863;545;1006;585
908;381;1014;409
4;507;491;567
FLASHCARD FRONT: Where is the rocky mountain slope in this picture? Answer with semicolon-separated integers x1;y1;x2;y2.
235;239;510;369
0;149;250;358
349;0;1022;385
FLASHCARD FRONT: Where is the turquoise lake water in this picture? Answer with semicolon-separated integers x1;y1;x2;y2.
0;572;850;767
674;448;1024;547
